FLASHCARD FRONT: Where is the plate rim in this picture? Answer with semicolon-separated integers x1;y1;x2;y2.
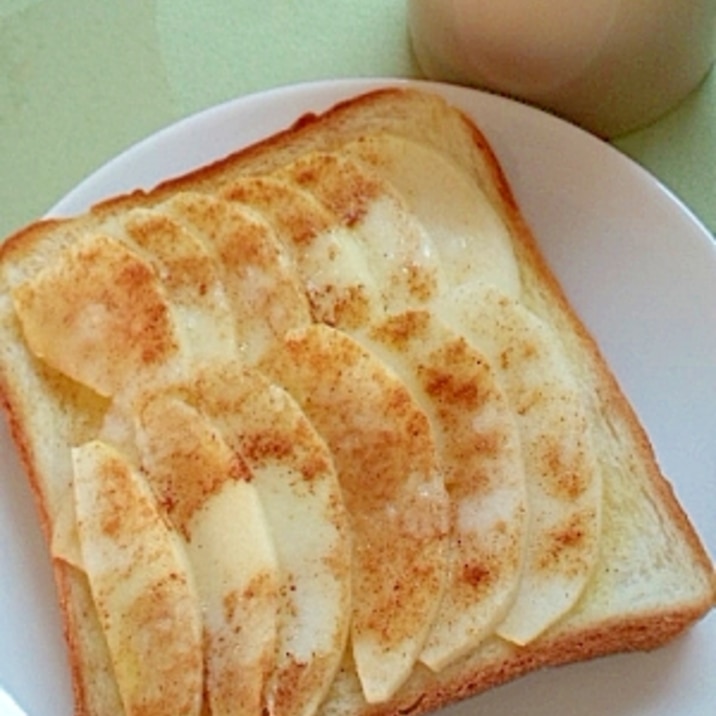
48;77;715;246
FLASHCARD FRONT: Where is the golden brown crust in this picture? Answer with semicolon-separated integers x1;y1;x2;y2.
354;601;712;716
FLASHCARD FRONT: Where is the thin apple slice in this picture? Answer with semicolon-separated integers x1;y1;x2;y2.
71;440;203;716
115;207;238;366
358;309;528;671
134;394;279;716
435;282;602;645
169;364;353;716
12;234;178;397
262;323;450;704
342;134;521;298
187;479;279;716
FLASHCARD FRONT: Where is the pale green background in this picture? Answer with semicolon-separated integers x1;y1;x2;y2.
1;0;714;240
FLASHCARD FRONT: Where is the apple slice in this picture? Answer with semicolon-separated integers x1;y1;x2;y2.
159;191;312;363
170;363;353;716
116;207;238;366
436;282;602;645
135;394;279;716
342;134;521;298
358;309;529;671
12;234;178;397
262;323;450;704
187;480;279;716
71;440;203;716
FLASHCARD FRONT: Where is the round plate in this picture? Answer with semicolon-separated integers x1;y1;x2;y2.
1;78;714;716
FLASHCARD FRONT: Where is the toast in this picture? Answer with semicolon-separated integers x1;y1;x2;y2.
0;87;713;716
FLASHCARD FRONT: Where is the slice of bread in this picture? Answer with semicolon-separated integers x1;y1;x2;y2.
0;87;713;716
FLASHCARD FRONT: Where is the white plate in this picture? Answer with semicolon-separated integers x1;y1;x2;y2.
1;79;714;716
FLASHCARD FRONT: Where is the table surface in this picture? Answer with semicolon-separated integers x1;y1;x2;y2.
0;6;715;716
1;0;714;240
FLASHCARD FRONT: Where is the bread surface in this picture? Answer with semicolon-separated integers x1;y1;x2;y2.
0;87;714;716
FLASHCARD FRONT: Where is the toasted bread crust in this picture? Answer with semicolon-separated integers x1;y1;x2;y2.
360;603;711;716
1;87;714;716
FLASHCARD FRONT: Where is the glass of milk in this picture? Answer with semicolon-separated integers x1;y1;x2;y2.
407;0;716;137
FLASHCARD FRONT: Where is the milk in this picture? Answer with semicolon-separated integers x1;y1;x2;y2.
408;0;716;136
